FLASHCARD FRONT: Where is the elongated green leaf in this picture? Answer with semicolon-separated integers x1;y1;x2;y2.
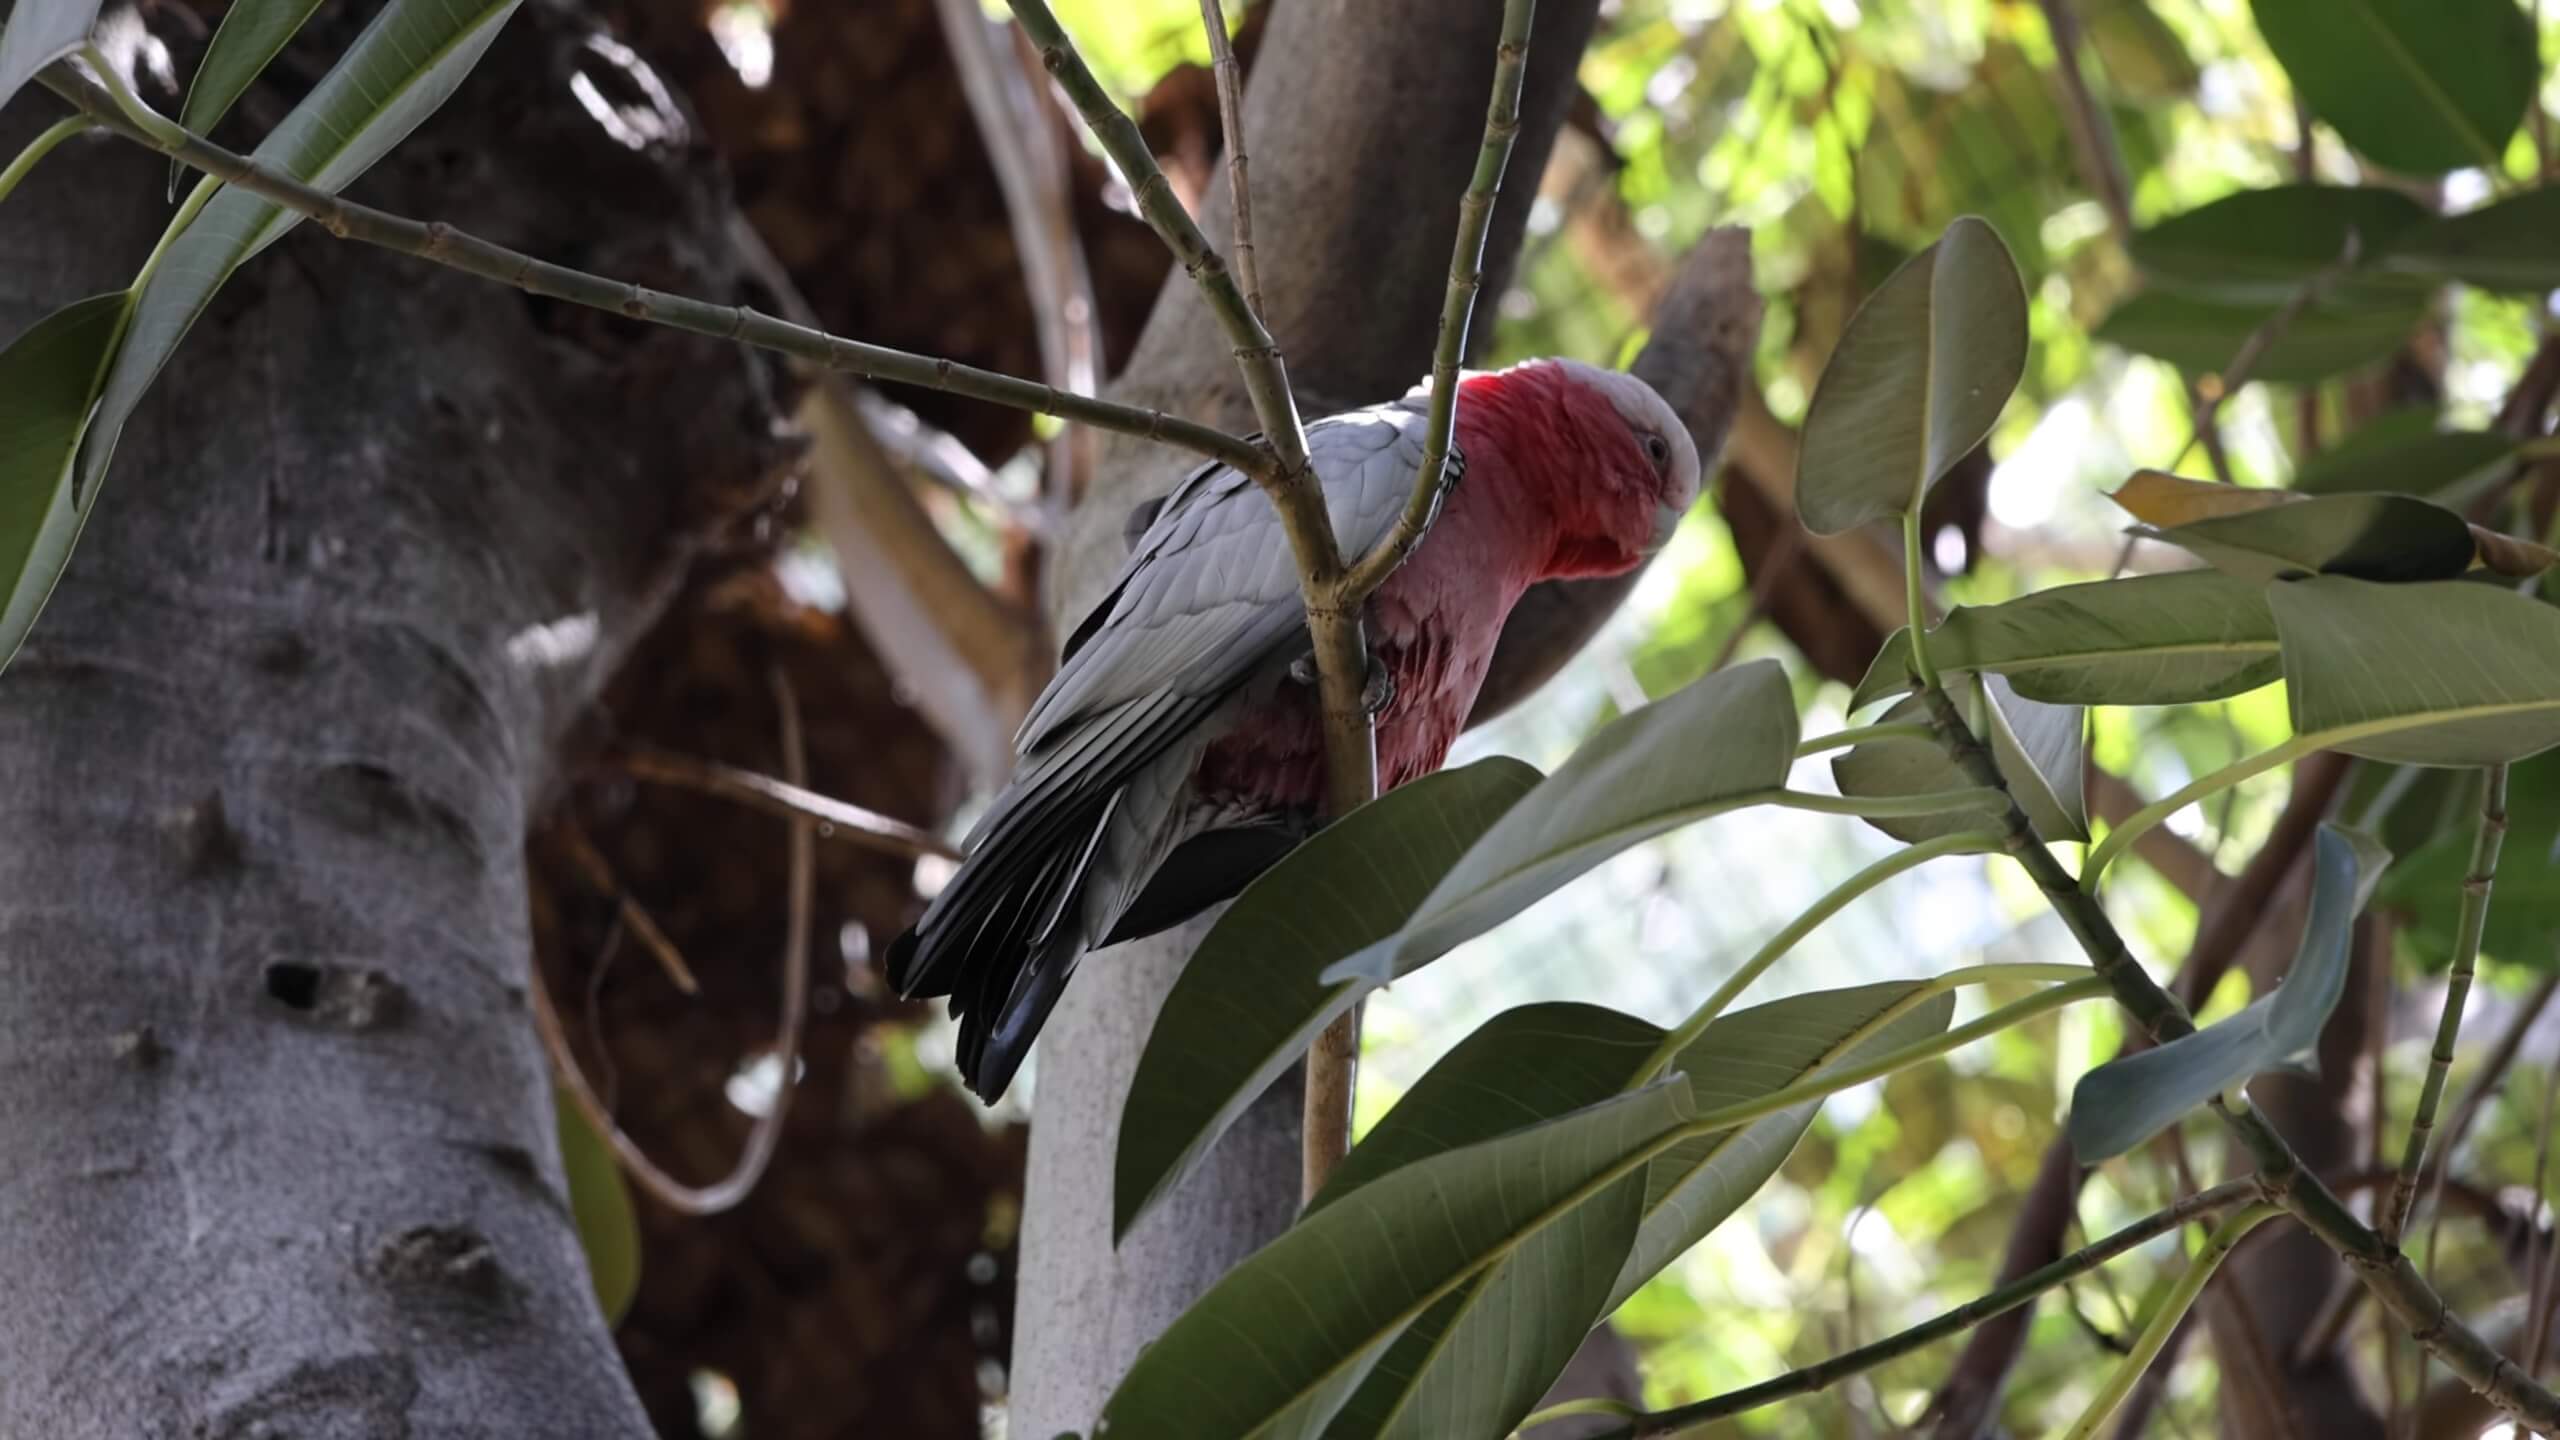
1797;216;2026;535
2070;825;2390;1159
0;292;127;670
75;0;523;499
0;0;99;113
556;1088;640;1326
2095;290;2424;383
2273;577;2560;765
2384;186;2560;292
2290;411;2515;498
1851;571;2282;711
1311;1005;1661;1440
2129;185;2426;304
1095;1080;1696;1440
2251;0;2534;174
2115;472;2480;583
1606;981;1957;1310
1114;759;1542;1242
1331;661;1801;986
179;0;330;152
2381;752;2560;968
1834;679;2085;843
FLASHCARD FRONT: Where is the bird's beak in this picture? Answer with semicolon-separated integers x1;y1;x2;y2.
1644;500;1688;554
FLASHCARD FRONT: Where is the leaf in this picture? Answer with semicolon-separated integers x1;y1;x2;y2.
2471;528;2560;579
2069;824;2391;1160
2380;752;2560;968
1113;759;1543;1242
74;0;523;499
2251;0;2536;174
1093;1080;1696;1440
177;0;330;159
2272;577;2560;766
0;292;127;671
2114;471;2480;583
1330;660;1801;986
1796;215;2027;535
2384;186;2560;292
1850;571;2283;711
0;0;100;113
2290;410;2515;498
1309;1005;1662;1440
2129;185;2427;304
1833;679;2086;844
555;1089;640;1327
1605;981;1958;1310
2095;290;2425;383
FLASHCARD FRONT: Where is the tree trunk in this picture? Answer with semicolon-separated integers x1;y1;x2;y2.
0;6;778;1432
1009;6;1603;1434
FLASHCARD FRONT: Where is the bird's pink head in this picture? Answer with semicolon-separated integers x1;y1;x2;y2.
1453;359;1700;579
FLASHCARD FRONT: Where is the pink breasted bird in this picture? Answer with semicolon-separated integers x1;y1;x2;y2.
887;358;1701;1099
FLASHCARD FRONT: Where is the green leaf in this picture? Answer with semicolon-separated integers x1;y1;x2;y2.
1310;1004;1661;1440
2290;411;2516;498
1833;679;2086;844
1113;759;1543;1243
1796;216;2027;535
0;0;100;113
2251;0;2535;174
2129;185;2427;304
2380;752;2560;968
74;0;523;499
1851;571;2283;711
2383;186;2560;292
1330;660;1801;986
555;1088;640;1327
177;0;330;161
2114;471;2480;583
1094;1080;1696;1440
0;292;127;670
1605;981;1958;1310
2273;577;2560;766
2069;824;2390;1160
2095;290;2424;383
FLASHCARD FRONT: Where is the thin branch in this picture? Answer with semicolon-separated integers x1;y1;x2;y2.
2036;0;2133;247
1587;1181;2262;1436
1196;0;1262;319
1912;679;2560;1433
2383;764;2513;1245
534;669;816;1217
2527;1053;2560;1375
2064;1206;2283;1440
614;744;960;862
555;818;700;995
2178;231;2366;481
41;66;1268;477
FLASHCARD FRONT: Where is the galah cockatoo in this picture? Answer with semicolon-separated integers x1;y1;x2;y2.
888;358;1701;1099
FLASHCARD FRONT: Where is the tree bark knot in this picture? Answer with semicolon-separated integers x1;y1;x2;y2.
369;1225;518;1314
262;962;410;1032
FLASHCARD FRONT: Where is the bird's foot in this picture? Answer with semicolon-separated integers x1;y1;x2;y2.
1283;651;1397;717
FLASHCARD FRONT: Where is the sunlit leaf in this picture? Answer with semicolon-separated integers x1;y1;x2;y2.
1113;760;1542;1242
2129;185;2426;304
2251;0;2535;173
0;0;99;113
1094;1080;1697;1440
1797;216;2027;535
1834;680;2085;844
2069;825;2390;1160
2383;185;2560;292
2290;410;2515;498
0;292;127;671
2094;290;2424;383
1851;571;2282;711
2114;471;2482;583
555;1089;640;1326
2272;577;2560;765
177;0;330;168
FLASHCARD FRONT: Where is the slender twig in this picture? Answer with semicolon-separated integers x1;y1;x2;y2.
1793;722;1936;760
2035;0;2132;246
1195;0;1261;319
2175;231;2366;481
2381;763;2511;1247
2063;1206;2283;1440
1909;674;2560;1431
1587;1181;2262;1436
556;819;700;995
39;65;1267;477
613;745;959;861
2526;1053;2560;1375
533;669;815;1217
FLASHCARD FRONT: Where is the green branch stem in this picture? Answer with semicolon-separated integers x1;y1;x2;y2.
2083;733;2324;885
1591;1180;2263;1438
1774;787;2010;821
1793;721;1935;759
2379;762;2511;1247
0;115;89;207
1901;512;1941;688
1641;831;2001;1075
2061;1205;2282;1440
39;65;1271;479
1194;0;1259;319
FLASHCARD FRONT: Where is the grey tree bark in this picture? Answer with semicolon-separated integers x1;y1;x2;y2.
0;6;778;1433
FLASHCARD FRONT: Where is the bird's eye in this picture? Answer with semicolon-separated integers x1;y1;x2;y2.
1642;432;1671;469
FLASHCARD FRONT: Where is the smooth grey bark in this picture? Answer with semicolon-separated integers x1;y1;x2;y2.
1014;2;1602;1435
0;8;777;1434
